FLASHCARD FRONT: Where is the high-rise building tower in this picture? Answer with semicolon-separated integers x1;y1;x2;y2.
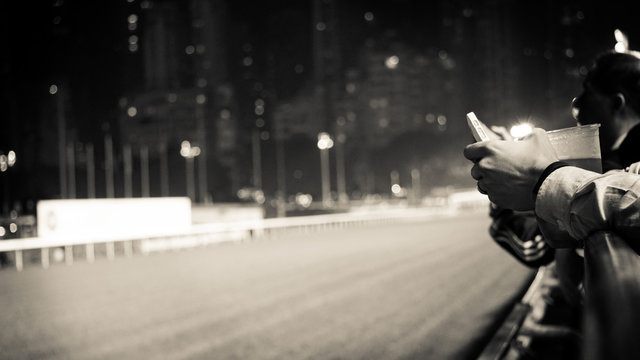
118;0;237;202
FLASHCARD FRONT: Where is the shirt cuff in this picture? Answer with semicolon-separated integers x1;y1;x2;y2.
532;161;570;200
534;166;596;237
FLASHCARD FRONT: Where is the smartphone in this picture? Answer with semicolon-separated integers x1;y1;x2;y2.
466;112;494;142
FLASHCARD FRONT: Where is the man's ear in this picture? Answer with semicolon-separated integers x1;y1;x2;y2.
612;93;626;110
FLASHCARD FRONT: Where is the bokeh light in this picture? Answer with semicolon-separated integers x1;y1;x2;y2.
385;55;399;69
510;123;534;138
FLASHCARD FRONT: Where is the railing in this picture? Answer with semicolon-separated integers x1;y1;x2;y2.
469;230;640;360
0;206;454;271
583;231;640;360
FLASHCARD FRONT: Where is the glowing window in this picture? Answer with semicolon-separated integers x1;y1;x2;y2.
425;114;435;123
346;83;356;93
565;48;574;58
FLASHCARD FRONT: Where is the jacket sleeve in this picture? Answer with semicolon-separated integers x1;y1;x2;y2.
534;164;640;247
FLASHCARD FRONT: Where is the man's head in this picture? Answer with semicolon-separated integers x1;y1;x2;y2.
572;51;640;151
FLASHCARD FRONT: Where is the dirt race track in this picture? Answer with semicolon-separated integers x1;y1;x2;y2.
0;212;534;360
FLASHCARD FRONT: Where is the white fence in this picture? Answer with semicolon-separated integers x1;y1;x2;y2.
0;206;461;271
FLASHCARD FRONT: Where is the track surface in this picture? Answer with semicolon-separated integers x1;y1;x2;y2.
0;212;533;359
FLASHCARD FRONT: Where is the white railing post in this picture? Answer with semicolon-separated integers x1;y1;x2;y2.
86;243;95;263
124;241;133;257
106;242;115;260
65;246;73;265
41;248;49;269
15;250;23;271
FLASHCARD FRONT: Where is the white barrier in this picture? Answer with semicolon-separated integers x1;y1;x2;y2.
447;190;490;210
37;197;192;241
0;206;456;271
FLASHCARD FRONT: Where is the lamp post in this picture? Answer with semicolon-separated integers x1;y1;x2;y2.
104;133;115;198
86;143;95;199
180;140;201;203
123;144;133;197
335;132;348;205
411;168;421;205
159;143;169;197
251;128;263;190
66;142;76;198
52;84;67;198
317;132;334;207
140;145;150;197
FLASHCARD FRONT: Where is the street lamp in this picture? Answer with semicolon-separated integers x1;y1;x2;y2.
0;151;16;173
1;151;16;214
180;140;201;202
317;132;334;207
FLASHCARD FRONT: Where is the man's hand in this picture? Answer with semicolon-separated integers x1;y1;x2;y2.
463;128;559;211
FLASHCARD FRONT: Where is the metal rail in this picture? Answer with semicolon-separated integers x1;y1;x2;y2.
583;231;640;360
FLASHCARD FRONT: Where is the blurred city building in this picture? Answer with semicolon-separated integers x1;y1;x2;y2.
1;0;635;216
118;0;236;203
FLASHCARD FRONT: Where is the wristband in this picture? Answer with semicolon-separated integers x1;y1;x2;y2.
532;161;569;200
